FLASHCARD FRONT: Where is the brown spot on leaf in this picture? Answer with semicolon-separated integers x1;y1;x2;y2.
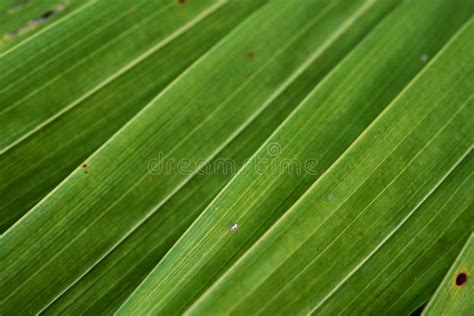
177;0;186;4
455;272;467;287
359;231;366;238
81;163;88;168
248;51;255;59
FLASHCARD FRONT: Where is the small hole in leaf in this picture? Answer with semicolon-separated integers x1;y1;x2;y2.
455;272;467;286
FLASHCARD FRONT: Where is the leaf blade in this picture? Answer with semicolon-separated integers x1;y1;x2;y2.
423;233;474;316
1;0;384;313
39;1;398;313
185;19;474;315
0;0;267;233
116;1;474;313
0;0;224;152
0;0;90;53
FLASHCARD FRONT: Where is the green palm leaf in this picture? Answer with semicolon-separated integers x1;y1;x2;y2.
2;0;401;313
0;0;266;232
0;0;89;53
40;1;397;311
0;0;472;315
175;19;473;315
424;234;474;315
114;2;474;314
0;0;225;151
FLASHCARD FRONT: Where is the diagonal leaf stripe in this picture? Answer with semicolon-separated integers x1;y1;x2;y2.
114;1;474;314
0;0;90;53
1;1;472;315
39;0;398;313
317;153;473;315
0;0;224;152
0;0;268;233
423;233;474;315
0;0;389;313
183;19;473;315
